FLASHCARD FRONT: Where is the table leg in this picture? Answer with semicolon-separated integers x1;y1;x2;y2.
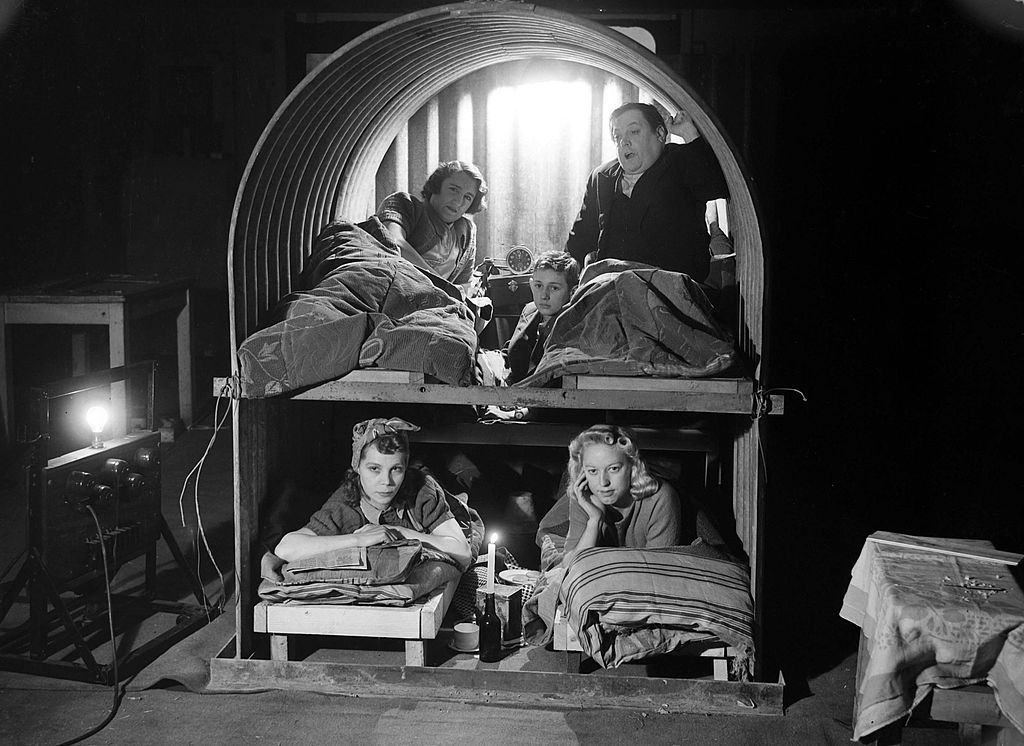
107;302;127;438
176;287;194;427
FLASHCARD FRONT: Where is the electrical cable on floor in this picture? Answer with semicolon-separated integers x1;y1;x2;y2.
56;506;123;746
176;382;232;612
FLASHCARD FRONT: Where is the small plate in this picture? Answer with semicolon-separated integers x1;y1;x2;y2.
499;569;540;585
449;640;478;654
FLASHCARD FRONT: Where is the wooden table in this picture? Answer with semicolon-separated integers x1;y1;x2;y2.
841;533;1024;744
0;275;193;440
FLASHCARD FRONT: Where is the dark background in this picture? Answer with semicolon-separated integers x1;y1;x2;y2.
2;0;1022;686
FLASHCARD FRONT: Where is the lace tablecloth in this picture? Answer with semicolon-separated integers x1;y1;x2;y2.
840;535;1024;740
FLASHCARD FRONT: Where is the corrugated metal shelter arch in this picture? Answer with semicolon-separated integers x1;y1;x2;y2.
228;1;769;383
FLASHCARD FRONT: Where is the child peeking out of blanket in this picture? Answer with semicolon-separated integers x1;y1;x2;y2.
479;251;580;419
274;417;482;572
505;251;580;384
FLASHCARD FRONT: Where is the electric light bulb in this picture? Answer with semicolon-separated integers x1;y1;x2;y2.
86;406;109;434
86;406;109;448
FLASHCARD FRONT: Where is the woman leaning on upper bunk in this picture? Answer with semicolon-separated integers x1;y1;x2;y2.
374;160;489;293
560;424;682;568
274;417;473;571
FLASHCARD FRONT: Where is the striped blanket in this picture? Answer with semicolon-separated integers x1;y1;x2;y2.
561;546;755;677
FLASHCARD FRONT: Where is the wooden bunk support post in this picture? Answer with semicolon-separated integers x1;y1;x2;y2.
733;417;766;675
232;396;268;659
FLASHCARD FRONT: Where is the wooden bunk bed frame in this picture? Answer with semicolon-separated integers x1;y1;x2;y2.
210;2;783;714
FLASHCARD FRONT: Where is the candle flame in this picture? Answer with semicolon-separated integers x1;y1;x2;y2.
490;533;499;543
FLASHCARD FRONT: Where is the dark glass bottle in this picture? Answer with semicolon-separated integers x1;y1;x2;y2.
478;593;502;662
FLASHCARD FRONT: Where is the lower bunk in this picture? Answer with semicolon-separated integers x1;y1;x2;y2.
220;376;778;706
238;539;765;709
219;590;780;715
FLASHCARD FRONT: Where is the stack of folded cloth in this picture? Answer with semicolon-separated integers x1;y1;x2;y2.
258;539;461;606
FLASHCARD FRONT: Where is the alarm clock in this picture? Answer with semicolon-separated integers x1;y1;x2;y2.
505;245;534;274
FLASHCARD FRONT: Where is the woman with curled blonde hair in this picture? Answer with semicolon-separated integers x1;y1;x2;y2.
561;424;682;567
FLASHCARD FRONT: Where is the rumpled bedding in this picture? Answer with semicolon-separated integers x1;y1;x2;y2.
237;219;478;397
516;259;738;387
562;547;755;677
258;539;462;606
524;545;755;677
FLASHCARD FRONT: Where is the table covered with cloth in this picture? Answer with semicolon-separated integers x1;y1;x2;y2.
840;535;1024;740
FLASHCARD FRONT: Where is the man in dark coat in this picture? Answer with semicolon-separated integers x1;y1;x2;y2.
565;102;731;284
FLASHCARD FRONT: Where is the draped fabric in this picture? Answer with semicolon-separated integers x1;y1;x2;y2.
235;220;478;396
516;259;738;387
841;536;1024;740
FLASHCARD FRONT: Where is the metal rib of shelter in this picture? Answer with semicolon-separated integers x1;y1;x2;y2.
228;0;766;381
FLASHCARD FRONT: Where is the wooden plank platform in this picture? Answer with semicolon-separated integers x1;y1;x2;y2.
213;375;782;416
563;375;754;396
410;422;717;452
208;655;784;716
337;369;425;384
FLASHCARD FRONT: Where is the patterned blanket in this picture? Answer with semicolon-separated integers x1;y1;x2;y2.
237;219;478;396
841;536;1024;740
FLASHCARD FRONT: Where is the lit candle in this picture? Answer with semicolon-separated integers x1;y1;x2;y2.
485;533;497;594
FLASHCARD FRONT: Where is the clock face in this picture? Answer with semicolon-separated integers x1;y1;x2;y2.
506;246;533;274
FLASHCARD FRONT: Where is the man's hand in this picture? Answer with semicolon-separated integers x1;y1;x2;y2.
666;110;701;143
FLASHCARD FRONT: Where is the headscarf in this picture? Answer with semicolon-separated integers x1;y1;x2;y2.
350;417;420;471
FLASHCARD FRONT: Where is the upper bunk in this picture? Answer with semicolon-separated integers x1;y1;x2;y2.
225;1;773;418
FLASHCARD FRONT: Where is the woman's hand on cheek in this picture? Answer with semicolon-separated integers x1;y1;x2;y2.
568;472;585;501
573;474;604;522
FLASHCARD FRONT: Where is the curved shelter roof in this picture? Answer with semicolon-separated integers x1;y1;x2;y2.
228;1;768;378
